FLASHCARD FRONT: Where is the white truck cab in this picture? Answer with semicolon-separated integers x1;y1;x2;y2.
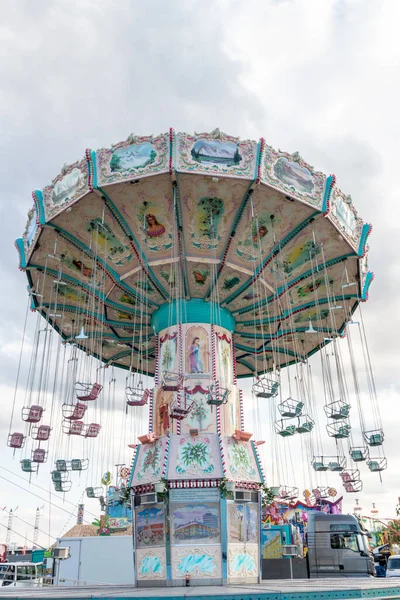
387;555;400;577
0;562;44;587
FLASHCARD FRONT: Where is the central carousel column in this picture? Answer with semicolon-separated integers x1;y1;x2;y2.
129;300;263;587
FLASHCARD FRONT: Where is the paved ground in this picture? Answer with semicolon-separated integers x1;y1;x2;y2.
1;579;400;600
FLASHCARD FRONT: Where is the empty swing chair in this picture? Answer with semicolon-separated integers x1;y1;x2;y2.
367;457;387;472
340;469;361;484
31;448;48;463
31;424;51;441
62;420;85;436
312;487;331;500
170;393;194;421
252;376;279;399
278;397;304;418
75;382;103;402
55;460;69;472
312;456;329;472
363;429;385;447
62;402;87;421
344;480;363;493
70;458;89;471
126;376;151;407
349;446;369;462
7;432;25;449
21;459;38;473
277;486;298;501
296;415;314;434
207;383;230;406
86;486;103;499
275;418;297;437
51;470;69;483
324;399;350;420
54;480;72;493
326;420;351;439
84;423;101;438
161;371;184;392
22;405;44;423
327;455;347;472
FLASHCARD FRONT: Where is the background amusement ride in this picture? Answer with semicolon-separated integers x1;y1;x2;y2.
9;128;385;584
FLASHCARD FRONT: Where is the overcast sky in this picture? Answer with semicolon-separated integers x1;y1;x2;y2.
1;0;399;547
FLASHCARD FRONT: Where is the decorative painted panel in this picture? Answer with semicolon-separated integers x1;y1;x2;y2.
42;157;90;221
96;132;170;186
176;129;257;179
171;544;221;579
262;146;326;209
227;544;258;578
185;325;209;375
167;433;223;480
220;435;261;482
328;187;363;249
171;502;220;545
131;436;169;486
23;205;40;257
228;502;259;543
159;329;178;374
136;547;166;581
136;504;165;548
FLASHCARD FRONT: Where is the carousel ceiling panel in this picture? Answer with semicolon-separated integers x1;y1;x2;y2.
106;173;175;262
177;174;250;258
223;185;315;270
120;268;166;306
17;129;374;375
49;192;139;277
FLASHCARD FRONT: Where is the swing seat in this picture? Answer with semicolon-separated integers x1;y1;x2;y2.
349;446;369;462
278;486;298;501
296;417;314;434
55;460;69;472
170;394;194;420
63;420;85;435
54;480;72;493
161;371;184;392
367;458;387;472
252;377;279;399
327;422;351;439
278;425;297;437
84;423;101;438
22;404;44;423
207;385;230;406
86;486;103;499
32;448;47;463
344;480;363;493
31;424;51;441
71;458;89;471
63;402;87;420
126;387;150;407
324;400;350;420
312;461;328;472
328;459;346;472
138;432;159;444
21;459;38;473
7;432;25;449
76;382;103;401
312;487;330;499
364;430;384;447
52;470;69;482
278;398;304;418
340;469;360;484
232;430;253;442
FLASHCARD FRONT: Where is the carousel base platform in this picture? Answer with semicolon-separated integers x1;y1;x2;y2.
1;579;400;600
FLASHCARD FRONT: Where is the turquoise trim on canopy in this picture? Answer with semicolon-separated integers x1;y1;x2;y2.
15;239;26;269
34;190;46;225
361;271;374;301
151;299;235;333
358;223;372;257
322;175;335;214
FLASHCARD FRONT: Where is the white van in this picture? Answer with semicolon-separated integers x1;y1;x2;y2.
387;555;400;577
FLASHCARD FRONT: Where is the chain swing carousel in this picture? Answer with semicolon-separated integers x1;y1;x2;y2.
10;129;384;585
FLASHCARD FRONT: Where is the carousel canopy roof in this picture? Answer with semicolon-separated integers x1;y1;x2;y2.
16;129;373;378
